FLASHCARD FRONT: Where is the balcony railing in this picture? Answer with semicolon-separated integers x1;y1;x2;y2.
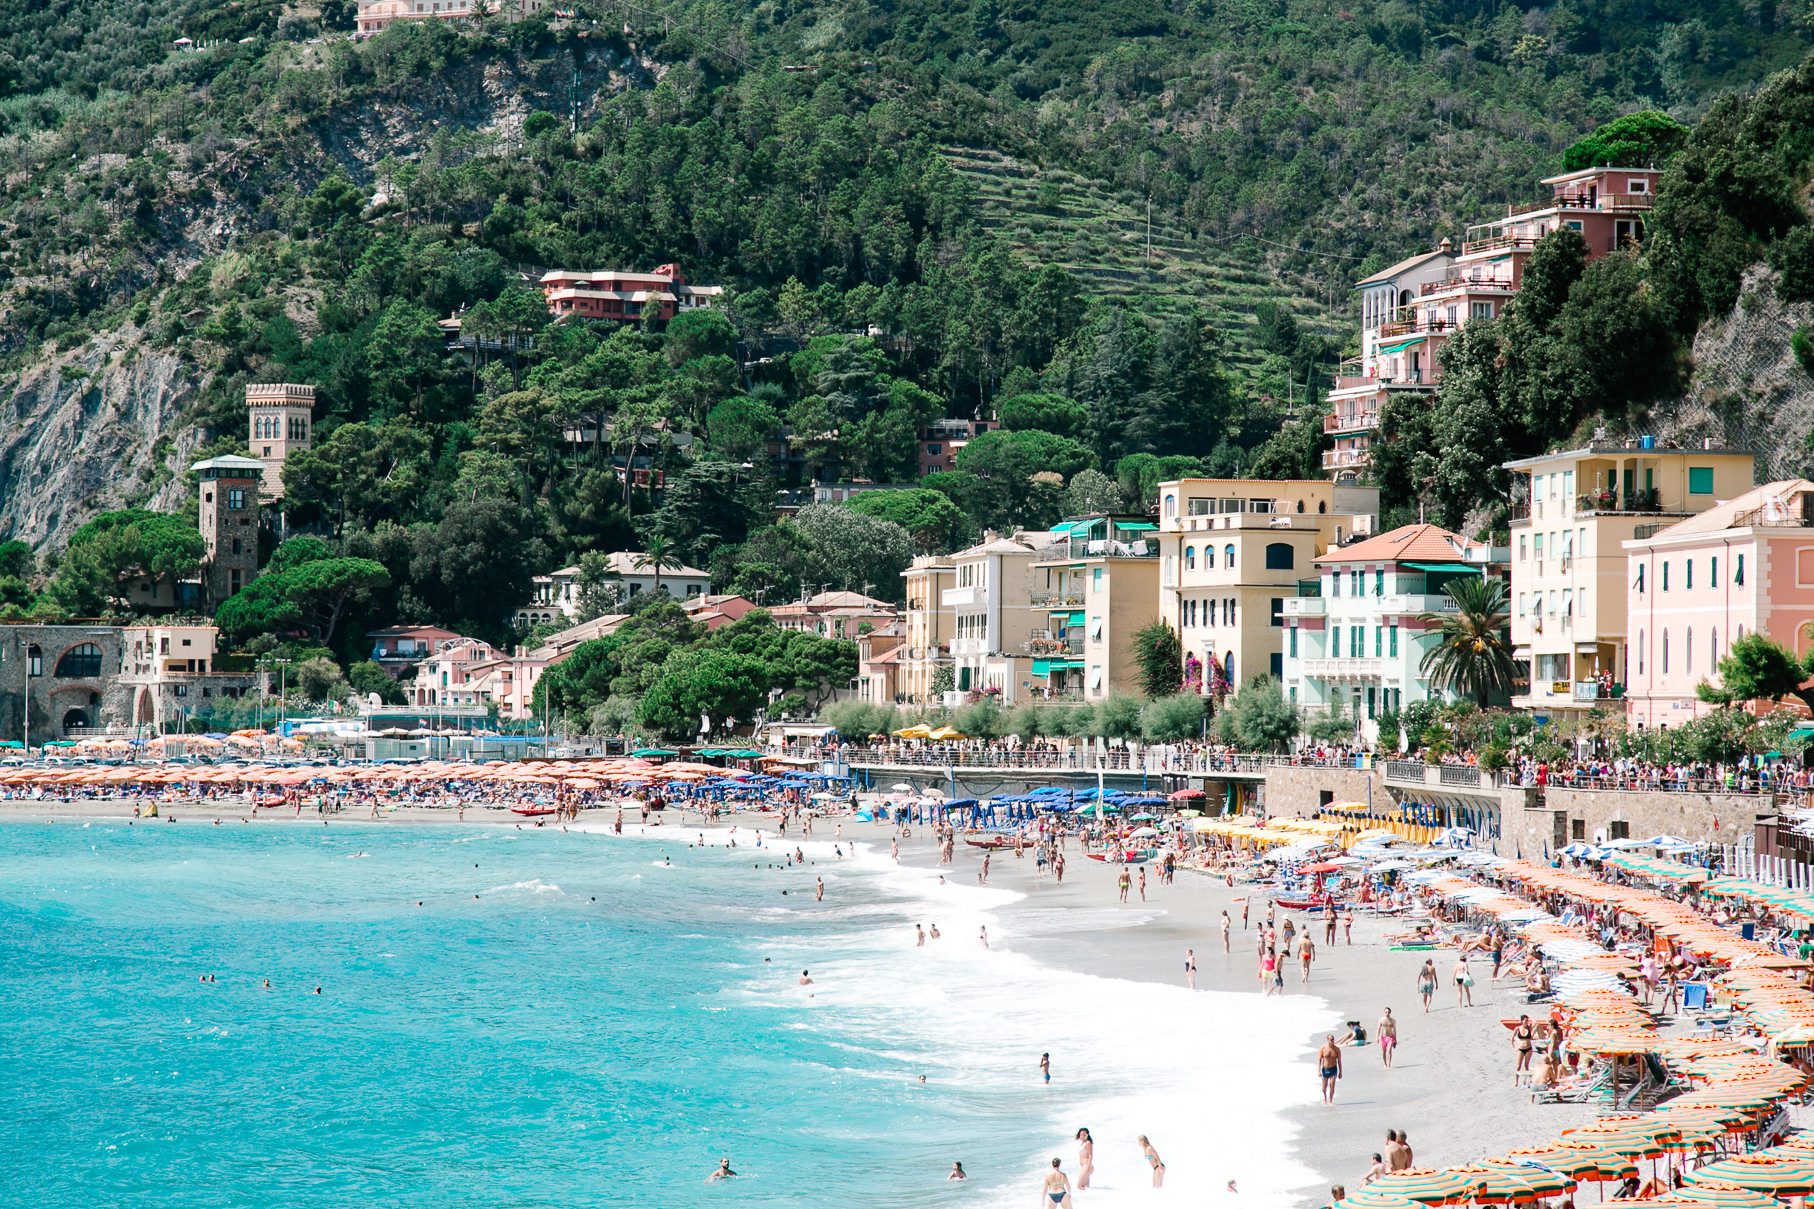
1034;537;1156;561
1322;448;1372;470
1024;635;1084;656
1422;275;1515;296
1029;590;1083;608
1324;410;1380;434
1376;317;1454;339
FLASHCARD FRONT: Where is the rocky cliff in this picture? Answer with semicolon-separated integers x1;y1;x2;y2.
0;327;205;549
1657;266;1814;483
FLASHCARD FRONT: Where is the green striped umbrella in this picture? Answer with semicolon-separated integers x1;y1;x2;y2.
1335;1192;1426;1209
1499;1143;1638;1182
1686;1154;1814;1196
1655;1183;1796;1209
1369;1168;1478;1204
1446;1162;1577;1204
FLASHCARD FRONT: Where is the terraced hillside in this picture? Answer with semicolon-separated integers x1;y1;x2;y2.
941;146;1348;374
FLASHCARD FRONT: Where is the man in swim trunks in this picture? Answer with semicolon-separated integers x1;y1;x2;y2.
1317;1034;1343;1104
1378;1007;1398;1067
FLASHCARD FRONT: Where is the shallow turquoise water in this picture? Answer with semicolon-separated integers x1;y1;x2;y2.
0;821;1054;1208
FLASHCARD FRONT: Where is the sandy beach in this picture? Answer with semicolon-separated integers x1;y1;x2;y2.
2;794;1599;1196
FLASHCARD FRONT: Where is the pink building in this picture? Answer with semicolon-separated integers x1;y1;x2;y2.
539;264;723;324
1323;165;1661;480
408;637;550;720
1623;480;1814;728
919;418;998;477
355;0;547;35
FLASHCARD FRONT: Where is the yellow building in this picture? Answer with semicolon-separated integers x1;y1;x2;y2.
1027;517;1161;700
1505;440;1754;714
898;556;955;705
1156;479;1379;687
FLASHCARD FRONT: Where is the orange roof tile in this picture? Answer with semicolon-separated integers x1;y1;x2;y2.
1314;522;1474;565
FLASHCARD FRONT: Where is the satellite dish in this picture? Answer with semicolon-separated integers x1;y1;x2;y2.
368;692;383;708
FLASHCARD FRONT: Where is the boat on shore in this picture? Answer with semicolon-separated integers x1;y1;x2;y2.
1087;848;1157;864
511;805;559;817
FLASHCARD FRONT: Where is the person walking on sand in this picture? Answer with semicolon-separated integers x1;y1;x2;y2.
1418;959;1438;1013
1299;933;1316;983
1317;1034;1343;1104
1074;1129;1094;1190
1378;1007;1398;1067
1137;866;1147;902
1117;868;1131;903
1324;903;1338;945
980;853;991;884
1185;948;1197;989
1342;907;1355;945
1242;898;1250;929
1222;910;1232;953
1259;949;1278;996
1453;955;1474;1007
979;926;989;949
1138;1136;1165;1188
1044;1157;1074;1207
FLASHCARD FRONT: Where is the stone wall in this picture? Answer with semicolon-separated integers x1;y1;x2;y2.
1260;763;1387;817
1497;786;1769;859
0;624;130;745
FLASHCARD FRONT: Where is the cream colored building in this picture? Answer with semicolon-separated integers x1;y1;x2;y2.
1506;441;1754;715
118;622;257;730
1027;517;1161;700
899;557;955;705
1156;479;1379;688
944;531;1048;703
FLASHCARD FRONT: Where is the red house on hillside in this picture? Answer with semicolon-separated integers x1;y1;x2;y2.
539;264;724;323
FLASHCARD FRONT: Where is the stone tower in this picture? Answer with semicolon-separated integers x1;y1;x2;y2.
192;455;266;607
246;383;315;502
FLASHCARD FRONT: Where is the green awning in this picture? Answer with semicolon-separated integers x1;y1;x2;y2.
631;747;677;758
1032;658;1052;676
1404;562;1480;574
1059;610;1085;626
1113;521;1158;532
1376;336;1427;354
1050;520;1094;536
1031;658;1085;677
1789;726;1814;743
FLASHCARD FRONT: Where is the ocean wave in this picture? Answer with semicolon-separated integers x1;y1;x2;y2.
484;879;564;896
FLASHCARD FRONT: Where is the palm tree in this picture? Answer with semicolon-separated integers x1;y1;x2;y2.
1419;576;1514;707
635;536;685;599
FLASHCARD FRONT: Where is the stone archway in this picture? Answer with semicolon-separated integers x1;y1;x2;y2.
135;687;156;727
60;708;90;735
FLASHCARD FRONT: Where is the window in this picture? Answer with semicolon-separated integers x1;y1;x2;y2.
1332;628;1341;657
1638;630;1645;674
1224;599;1235;626
1270;597;1284;628
55;643;103;678
1686;560;1694;590
1184;545;1196;571
1535;533;1544;558
1351;625;1364;657
1264;542;1294;570
1609;820;1630;841
1688;467;1714;495
1636;564;1645;593
1205;546;1216;569
1366;687;1377;719
1163;494;1176;519
1375;568;1384;596
1519;535;1527;561
1224;544;1235;567
1571;819;1586;841
1736;554;1745;586
27;645;41;677
1686;628;1694;673
1092;567;1102;590
1711;628;1719;666
227;488;246;511
1289;628;1298;657
1350;570;1362;594
1662;630;1670;674
1373;627;1382;657
1330;574;1341;597
1662;562;1669;591
1388;625;1399;657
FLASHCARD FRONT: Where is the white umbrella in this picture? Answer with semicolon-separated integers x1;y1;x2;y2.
1129;826;1159;838
891;782;913;792
809;791;838;801
921;787;945;799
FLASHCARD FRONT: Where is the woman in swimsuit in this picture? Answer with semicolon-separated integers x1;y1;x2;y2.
1074;1128;1094;1190
1139;1136;1165;1188
1417;959;1438;1013
1512;1014;1535;1084
1044;1157;1073;1206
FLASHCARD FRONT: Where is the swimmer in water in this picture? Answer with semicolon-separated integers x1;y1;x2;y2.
815;877;824;902
707;1158;736;1182
1043;1157;1073;1206
949;1161;966;1181
799;970;813;985
929;924;941;940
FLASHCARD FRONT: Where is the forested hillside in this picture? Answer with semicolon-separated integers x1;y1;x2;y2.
0;0;1807;646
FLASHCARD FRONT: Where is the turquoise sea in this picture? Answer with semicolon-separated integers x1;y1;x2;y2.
0;819;1330;1208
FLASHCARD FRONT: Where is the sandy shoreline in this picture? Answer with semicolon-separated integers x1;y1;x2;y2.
4;796;1598;1196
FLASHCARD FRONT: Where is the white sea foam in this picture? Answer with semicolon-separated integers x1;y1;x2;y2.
736;841;1336;1209
484;878;564;896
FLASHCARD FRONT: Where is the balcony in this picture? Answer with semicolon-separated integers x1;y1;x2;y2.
940;586;976;607
1421;275;1515;296
1034;536;1156;561
1376;317;1454;339
1379;594;1457;615
1024;633;1084;656
1029;590;1083;608
1284;597;1325;617
1324;410;1380;435
1300;657;1388;679
1322;448;1372;471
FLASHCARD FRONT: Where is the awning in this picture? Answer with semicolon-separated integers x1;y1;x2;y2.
1050;520;1095;536
1376;336;1426;354
1113;521;1158;533
1790;726;1814;742
1060;610;1085;627
1404;561;1479;574
1032;658;1086;676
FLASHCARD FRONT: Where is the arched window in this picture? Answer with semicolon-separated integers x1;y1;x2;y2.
1224;650;1235;681
1264;542;1295;571
1224;544;1235;567
1163;494;1176;519
1662;630;1670;675
1686;627;1693;674
55;643;103;679
1184;545;1196;571
1637;630;1645;675
1711;627;1719;667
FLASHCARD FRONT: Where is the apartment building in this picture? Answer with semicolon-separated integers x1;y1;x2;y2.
918;418;998;477
1323;165;1663;480
1624;480;1814;728
514;554;711;629
1025;517;1160;701
356;0;548;35
539;264;723;324
1282;523;1503;742
943;532;1048;702
1507;441;1754;716
1157;479;1380;688
899;557;955;705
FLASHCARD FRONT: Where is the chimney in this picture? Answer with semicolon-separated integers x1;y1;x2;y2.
1438;237;1453;254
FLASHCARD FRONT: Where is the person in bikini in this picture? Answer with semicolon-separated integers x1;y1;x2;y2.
1139;1136;1166;1188
1043;1157;1074;1206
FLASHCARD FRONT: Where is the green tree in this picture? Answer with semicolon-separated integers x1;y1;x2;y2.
1216;676;1300;752
1093;694;1143;740
1062;469;1125;516
0;539;34;579
293;656;349;703
1697;632;1814;712
704;395;781;463
1130;620;1182;697
638;650;769;739
408;499;546;639
1418;577;1514;707
634;536;685;598
347;659;406;704
1562;111;1691;171
790;505;916;602
843;489;971;553
1140;692;1205;741
997;392;1087;439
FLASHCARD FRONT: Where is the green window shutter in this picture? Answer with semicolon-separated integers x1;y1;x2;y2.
1688;467;1714;495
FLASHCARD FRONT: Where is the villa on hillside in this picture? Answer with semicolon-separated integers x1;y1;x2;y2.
356;0;548;35
538;264;723;324
1323;165;1663;481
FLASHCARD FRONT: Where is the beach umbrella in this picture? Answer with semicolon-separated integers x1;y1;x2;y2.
1168;788;1204;800
1336;1192;1426;1209
1501;1144;1637;1182
926;726;966;741
1686;1154;1814;1196
1443;1163;1573;1204
1369;1168;1478;1203
1650;1188;1786;1209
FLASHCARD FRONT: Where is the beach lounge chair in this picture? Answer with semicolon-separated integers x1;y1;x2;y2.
1681;983;1709;1012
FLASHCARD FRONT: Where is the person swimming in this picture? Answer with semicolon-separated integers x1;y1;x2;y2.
707;1158;736;1181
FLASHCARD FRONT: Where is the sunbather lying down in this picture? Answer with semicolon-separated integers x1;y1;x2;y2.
1384;923;1444;945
